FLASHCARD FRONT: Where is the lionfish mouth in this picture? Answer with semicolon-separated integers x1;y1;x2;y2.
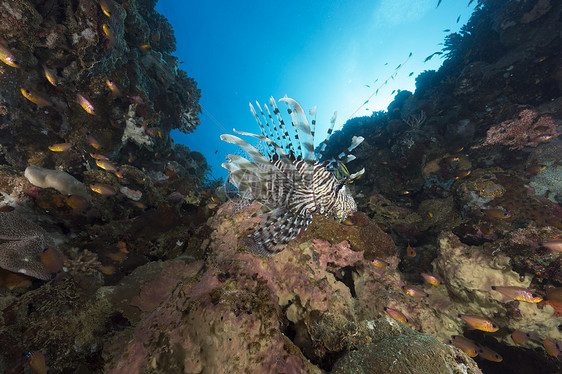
220;96;365;257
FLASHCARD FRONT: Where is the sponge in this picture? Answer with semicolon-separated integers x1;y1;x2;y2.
24;166;89;197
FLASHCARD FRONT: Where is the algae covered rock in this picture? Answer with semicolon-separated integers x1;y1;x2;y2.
332;319;481;374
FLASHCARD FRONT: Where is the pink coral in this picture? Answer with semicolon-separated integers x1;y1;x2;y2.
312;239;364;270
482;109;560;150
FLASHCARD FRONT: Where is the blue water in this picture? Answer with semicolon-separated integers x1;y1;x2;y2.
155;0;475;181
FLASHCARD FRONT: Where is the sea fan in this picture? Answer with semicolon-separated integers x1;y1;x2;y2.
221;96;364;256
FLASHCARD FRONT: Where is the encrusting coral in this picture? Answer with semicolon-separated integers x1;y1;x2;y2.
0;212;62;280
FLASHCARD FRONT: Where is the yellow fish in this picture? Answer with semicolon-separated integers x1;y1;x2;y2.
87;134;103;150
370;259;389;268
384;307;409;325
401;285;429;299
102;24;114;41
48;143;73;152
77;93;95;115
483;208;511;219
42;65;57;86
99;0;112;17
20;88;51;107
65;194;89;213
139;44;151;52
106;79;121;97
491;286;543;303
89;152;109;160
90;183;115;196
421;273;443;286
99;265;116;275
0;43;19;67
454;169;471;179
457;314;498;332
448;336;478;357
95;159;118;172
477;345;502;362
406;243;416;257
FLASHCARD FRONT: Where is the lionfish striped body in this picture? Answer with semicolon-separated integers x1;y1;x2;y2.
221;96;364;256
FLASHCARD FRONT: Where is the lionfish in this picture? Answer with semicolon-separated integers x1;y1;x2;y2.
220;96;364;256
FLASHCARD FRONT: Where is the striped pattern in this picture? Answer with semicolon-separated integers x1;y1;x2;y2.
221;96;364;256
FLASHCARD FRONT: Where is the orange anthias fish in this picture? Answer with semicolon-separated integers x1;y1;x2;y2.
87;134;103;150
448;335;479;357
458;314;498;332
477;345;503;362
402;285;429;299
0;43;19;67
384;307;409;325
27;351;47;374
406;243;416;257
89;152;110;160
95;159;118;172
106;79;121;97
491;286;543;303
421;272;443;286
76;93;95;115
99;0;112;17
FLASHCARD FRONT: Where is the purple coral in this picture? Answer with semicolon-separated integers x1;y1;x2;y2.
482;109;560;150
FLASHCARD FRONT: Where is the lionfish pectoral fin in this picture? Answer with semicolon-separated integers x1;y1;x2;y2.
243;209;312;256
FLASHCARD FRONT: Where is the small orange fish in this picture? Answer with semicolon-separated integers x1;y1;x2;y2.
444;156;460;163
543;337;561;358
90;183;115;196
20;88;51;107
457;314;498;332
77;93;95;115
511;330;530;345
454;169;471;179
42;65;57;86
477;345;503;362
95;159;118;172
48;143;73;152
384;307;409;325
99;0;112;17
102;24;114;41
539;240;562;252
65;194;89;213
406;243;416;257
87;134;103;150
140;44;151;52
106;79;121;97
0;43;19;67
448;335;478;357
421;273;443;286
107;251;127;262
98;265;116;275
491;286;542;303
117;241;129;253
402;285;429;299
27;351;47;374
483;208;511;219
370;259;389;268
89;152;109;160
535;134;553;143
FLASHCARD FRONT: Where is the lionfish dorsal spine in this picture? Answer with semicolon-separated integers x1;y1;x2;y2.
232;129;296;172
268;97;296;156
249;103;275;157
317;110;338;159
309;105;317;139
279;97;315;162
256;101;284;155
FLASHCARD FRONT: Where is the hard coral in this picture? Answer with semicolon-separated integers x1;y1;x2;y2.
482;109;560;150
